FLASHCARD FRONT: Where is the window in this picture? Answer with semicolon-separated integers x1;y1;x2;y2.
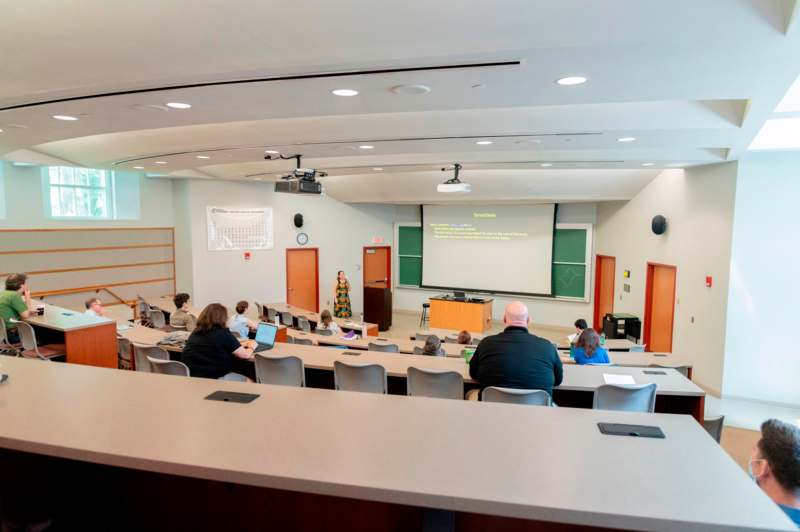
46;166;113;218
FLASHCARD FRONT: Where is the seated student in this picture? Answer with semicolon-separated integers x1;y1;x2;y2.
457;330;472;345
569;318;588;344
572;328;610;365
422;335;445;356
469;301;563;397
170;293;196;332
182;303;256;381
749;419;800;527
0;273;33;344
228;300;257;339
317;309;340;334
83;297;106;317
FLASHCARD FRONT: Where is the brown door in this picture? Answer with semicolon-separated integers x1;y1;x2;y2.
644;263;677;352
363;246;391;289
286;248;319;312
593;255;616;328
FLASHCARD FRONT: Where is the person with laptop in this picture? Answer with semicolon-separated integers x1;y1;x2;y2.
182;303;256;381
228;300;257;339
748;419;800;527
468;301;563;399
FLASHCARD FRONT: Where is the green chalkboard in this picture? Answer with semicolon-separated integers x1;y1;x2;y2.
399;257;422;286
553;263;586;298
398;226;422;256
553;228;586;263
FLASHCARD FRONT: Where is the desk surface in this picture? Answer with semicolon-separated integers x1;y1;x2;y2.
557;337;637;350
562;350;694;369
266;302;377;332
0;357;791;531
559;364;705;397
429;296;494;304
25;303;114;332
287;329;469;357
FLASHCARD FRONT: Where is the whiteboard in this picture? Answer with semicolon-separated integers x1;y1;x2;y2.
207;206;274;251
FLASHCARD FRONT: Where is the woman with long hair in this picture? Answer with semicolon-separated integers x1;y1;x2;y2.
182;303;256;381
572;328;610;365
333;270;352;319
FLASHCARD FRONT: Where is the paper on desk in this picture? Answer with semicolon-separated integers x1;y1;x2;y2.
567;333;577;344
603;373;636;385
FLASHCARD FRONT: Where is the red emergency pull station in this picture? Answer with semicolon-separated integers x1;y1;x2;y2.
705;276;712;287
244;251;251;261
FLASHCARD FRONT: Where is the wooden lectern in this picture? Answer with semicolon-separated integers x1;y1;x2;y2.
364;283;392;331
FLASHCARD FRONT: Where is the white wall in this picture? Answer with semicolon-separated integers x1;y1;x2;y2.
723;152;800;407
174;179;395;313
0;162;174;228
595;164;738;394
392;203;596;328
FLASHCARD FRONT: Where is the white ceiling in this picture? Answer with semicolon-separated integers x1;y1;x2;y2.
2;0;800;203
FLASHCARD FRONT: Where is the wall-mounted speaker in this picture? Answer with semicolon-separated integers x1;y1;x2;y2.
651;215;667;235
293;213;304;228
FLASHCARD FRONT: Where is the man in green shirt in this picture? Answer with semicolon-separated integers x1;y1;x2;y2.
0;273;33;344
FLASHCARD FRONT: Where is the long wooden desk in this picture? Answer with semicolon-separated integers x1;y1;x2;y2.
24;303;117;368
429;296;493;332
266;302;379;336
0;357;792;531
561;351;695;379
119;323;288;352
557;337;638;351
287;329;470;357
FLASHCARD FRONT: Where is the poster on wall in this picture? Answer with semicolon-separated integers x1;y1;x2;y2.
206;206;274;251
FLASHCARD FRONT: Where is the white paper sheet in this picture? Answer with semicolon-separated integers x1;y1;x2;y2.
603;373;636;385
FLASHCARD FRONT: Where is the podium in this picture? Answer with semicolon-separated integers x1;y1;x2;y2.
364;284;392;331
429;297;493;332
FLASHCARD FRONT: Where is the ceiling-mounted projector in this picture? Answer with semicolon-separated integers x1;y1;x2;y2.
438;163;471;193
274;154;326;195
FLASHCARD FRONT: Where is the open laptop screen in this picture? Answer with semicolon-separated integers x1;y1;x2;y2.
255;322;278;346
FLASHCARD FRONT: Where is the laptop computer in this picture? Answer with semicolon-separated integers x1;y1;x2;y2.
253;322;279;353
453;290;466;301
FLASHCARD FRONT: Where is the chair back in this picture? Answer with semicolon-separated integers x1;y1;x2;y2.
407;367;463;399
629;344;646;352
593;383;657;413
0;319;11;346
149;309;166;328
481;386;552;406
136;298;150;319
648;363;689;378
133;344;169;372
368;342;399;353
266;307;278;321
316;328;334;336
293;337;313;346
147;356;190;377
703;415;725;444
255;354;305;387
297;317;312;332
280;311;294;327
13;321;42;357
413;346;424;356
415;333;432;342
333;361;387;394
117;336;133;369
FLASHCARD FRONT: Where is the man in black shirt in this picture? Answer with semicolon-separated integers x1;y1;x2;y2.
469;301;563;397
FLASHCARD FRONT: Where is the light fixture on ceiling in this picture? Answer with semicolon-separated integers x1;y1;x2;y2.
617;137;636;142
332;89;359;97
642;162;655;167
372;167;384;171
540;163;553;167
556;76;587;86
196;155;210;159
155;161;167;164
12;162;35;167
0;129;3;133
166;102;191;109
52;115;78;121
438;163;471;194
475;140;493;145
390;84;431;95
265;150;279;154
358;145;374;150
133;166;144;169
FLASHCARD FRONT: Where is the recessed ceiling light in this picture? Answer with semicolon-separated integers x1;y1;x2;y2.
556;76;587;86
265;150;279;154
541;163;553;167
390;84;431;95
133;166;144;169
0;129;3;133
196;155;210;159
332;89;359;97
12;162;35;167
617;137;636;142
155;161;167;164
358;145;374;150
52;115;78;121
372;167;384;171
475;140;493;145
166;102;191;109
642;162;655;167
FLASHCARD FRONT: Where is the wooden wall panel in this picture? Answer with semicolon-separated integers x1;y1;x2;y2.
0;228;175;311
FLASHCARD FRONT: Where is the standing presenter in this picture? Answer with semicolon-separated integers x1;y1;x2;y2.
333;270;352;319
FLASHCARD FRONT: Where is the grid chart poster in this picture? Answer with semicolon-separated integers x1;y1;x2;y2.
206;206;274;251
